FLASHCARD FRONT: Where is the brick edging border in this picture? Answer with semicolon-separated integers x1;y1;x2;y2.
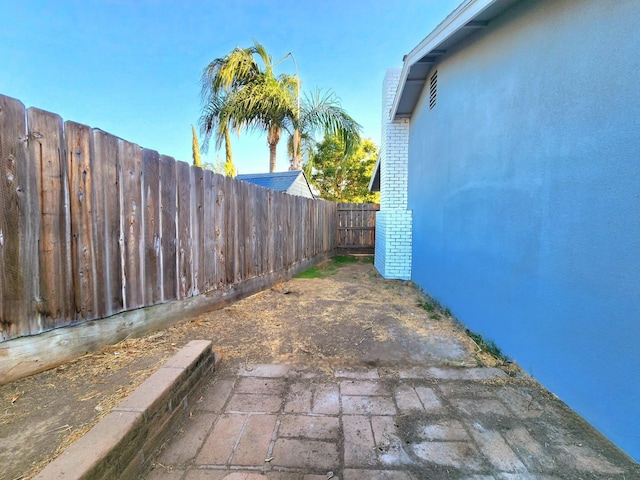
34;340;218;480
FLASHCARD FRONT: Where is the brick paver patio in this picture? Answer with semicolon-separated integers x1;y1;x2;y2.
144;363;637;479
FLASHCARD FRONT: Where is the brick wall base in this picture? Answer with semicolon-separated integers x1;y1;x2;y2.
375;209;412;280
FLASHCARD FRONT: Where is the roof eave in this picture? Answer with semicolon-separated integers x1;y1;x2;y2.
390;0;503;120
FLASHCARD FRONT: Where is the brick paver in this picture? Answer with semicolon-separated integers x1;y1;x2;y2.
343;415;377;468
232;414;277;465
271;438;340;469
144;363;640;479
284;382;312;413
311;383;340;415
278;414;339;440
195;413;246;465
341;395;396;416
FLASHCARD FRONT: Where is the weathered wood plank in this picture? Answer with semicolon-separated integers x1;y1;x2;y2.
272;191;281;272
257;186;267;275
213;173;225;287
142;149;161;305
305;198;310;258
311;200;318;257
295;195;302;264
0;95;30;340
176;161;192;298
66;121;98;321
26;108;73;331
239;180;249;280
232;179;242;282
263;190;277;273
159;155;177;301
202;169;215;292
119;138;144;309
283;195;298;268
224;175;236;284
191;166;204;295
92;129;123;317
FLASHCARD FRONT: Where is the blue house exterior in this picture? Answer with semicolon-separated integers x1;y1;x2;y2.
374;0;640;461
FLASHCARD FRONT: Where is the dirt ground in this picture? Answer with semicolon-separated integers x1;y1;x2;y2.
1;256;523;480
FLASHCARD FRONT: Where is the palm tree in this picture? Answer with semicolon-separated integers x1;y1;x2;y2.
199;92;234;167
219;68;297;172
200;41;361;173
199;40;296;172
199;44;256;167
289;89;362;171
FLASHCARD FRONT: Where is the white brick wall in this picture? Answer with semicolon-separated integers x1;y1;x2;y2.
374;69;413;280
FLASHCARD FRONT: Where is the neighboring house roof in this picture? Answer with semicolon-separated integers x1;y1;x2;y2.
236;170;315;199
392;0;518;120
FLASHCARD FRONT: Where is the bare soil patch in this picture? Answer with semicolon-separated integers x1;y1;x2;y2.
0;256;515;480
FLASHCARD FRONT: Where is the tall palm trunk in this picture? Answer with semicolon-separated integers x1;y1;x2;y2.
224;128;233;164
290;129;302;171
267;126;280;172
269;142;277;172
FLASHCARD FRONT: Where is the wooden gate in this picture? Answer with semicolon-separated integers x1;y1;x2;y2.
337;203;379;254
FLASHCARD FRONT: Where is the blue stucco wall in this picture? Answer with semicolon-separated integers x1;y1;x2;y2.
407;0;640;460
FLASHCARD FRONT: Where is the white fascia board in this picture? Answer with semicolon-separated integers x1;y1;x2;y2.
390;0;498;119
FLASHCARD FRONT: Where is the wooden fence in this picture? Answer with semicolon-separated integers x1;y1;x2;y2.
0;94;337;345
337;203;379;254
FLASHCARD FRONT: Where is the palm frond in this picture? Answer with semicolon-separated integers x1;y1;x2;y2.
298;88;362;156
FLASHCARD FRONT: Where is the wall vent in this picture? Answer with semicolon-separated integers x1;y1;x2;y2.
429;70;437;110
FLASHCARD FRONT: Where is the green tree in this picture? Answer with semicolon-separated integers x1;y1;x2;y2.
191;125;202;167
307;134;380;203
288;89;361;171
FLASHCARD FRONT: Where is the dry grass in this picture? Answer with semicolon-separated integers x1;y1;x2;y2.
0;257;518;480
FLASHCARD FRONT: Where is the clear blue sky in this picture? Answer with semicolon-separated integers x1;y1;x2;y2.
0;0;459;174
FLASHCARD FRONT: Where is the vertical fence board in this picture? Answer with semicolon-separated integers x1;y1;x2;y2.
213;174;225;287
276;194;293;268
232;179;240;282
66;121;98;321
240;181;249;280
202;169;215;292
266;190;274;273
296;197;302;261
272;192;281;272
257;188;264;274
176;161;192;298
142;149;161;305
27;108;73;329
119;139;144;309
233;178;242;283
286;194;293;267
223;176;234;284
303;199;310;260
197;168;206;290
91;129;121;317
245;186;253;277
159;155;177;301
191;166;204;294
0;96;29;340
